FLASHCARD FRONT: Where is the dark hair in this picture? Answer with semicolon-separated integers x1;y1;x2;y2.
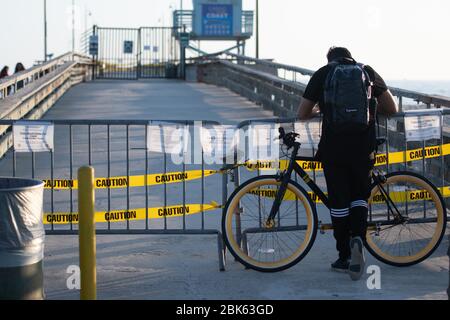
14;63;25;73
0;66;9;78
327;47;353;62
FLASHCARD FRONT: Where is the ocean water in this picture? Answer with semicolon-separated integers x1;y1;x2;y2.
386;80;450;97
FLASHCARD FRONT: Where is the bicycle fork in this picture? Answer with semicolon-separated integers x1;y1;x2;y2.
372;171;407;224
266;146;299;227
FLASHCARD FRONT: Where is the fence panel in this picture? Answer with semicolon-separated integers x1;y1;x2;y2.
0;119;227;270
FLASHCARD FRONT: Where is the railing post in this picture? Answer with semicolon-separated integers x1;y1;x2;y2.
78;166;96;300
180;39;186;80
137;28;142;79
92;25;98;81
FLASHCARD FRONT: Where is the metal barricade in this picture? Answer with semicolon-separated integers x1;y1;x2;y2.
230;110;450;217
0;119;227;271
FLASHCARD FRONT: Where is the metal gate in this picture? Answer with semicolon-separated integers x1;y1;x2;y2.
95;27;180;80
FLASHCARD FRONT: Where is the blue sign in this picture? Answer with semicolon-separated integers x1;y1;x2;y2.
89;35;98;56
202;4;233;37
124;41;134;54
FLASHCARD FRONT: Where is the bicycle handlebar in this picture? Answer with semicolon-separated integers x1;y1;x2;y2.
278;127;300;149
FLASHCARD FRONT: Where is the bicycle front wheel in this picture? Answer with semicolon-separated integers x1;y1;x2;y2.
366;171;447;266
222;175;318;272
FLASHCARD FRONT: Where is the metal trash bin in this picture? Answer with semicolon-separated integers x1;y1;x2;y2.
0;177;45;300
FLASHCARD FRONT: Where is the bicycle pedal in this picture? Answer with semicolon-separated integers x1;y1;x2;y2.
318;221;325;234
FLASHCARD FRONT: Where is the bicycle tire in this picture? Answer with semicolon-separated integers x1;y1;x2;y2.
222;175;318;272
365;171;447;267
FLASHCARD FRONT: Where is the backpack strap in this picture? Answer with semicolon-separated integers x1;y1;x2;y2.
359;63;380;152
356;63;374;99
330;57;357;65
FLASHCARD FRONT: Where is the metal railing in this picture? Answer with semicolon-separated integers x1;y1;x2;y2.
0;52;93;160
218;52;450;112
0;52;91;100
0;119;227;271
80;29;94;56
198;58;306;118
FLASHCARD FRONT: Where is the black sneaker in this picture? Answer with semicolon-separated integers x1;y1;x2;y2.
331;258;350;273
349;237;366;281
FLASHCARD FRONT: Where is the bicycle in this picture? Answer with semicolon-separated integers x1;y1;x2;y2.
222;127;447;272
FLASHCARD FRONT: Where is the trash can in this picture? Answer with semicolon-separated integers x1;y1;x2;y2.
0;177;45;300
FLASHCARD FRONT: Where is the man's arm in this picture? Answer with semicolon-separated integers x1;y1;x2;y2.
377;90;398;116
298;98;320;120
298;66;328;120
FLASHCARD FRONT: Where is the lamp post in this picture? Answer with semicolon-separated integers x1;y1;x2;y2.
44;0;48;61
72;0;75;53
256;0;259;59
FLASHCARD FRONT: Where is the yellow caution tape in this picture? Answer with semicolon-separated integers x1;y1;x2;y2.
44;202;221;225
40;144;449;190
375;144;450;166
370;186;450;204
43;169;219;190
248;186;450;204
245;143;450;172
248;188;327;203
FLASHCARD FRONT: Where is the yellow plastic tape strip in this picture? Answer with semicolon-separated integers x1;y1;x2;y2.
245;143;450;172
43;170;219;190
44;202;221;225
375;144;449;166
370;186;450;203
248;186;450;205
249;188;326;203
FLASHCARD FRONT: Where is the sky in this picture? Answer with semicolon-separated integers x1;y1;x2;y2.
0;0;449;80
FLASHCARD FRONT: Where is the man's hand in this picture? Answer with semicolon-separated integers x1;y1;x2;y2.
298;98;320;120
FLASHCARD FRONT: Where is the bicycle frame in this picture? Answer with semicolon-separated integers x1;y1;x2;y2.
267;143;329;224
266;142;406;226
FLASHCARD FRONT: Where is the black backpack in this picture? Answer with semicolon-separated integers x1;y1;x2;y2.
323;59;373;134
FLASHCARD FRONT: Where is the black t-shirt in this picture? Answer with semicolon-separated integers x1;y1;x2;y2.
303;62;388;163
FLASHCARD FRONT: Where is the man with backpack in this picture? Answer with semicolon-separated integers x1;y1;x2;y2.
297;47;398;280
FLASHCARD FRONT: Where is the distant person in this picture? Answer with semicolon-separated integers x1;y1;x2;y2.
14;62;25;74
0;66;9;79
14;62;26;90
0;66;11;96
298;47;398;280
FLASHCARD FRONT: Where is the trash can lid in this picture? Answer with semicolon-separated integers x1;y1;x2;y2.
0;177;44;192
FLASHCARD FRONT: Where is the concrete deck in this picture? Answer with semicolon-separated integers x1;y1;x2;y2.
43;79;274;123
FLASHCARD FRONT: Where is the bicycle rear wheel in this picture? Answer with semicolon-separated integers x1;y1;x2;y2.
222;175;318;272
366;171;447;266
